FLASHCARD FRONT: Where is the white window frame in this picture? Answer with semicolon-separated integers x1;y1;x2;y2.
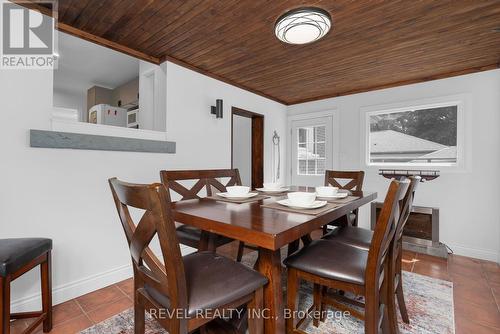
297;125;327;176
361;95;468;171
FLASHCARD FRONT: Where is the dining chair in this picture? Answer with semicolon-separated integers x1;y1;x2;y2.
323;176;419;329
284;180;403;334
109;178;267;334
287;170;366;257
0;238;52;334
160;169;252;261
324;170;365;230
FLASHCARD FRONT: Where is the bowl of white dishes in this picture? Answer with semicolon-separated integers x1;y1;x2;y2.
315;186;339;197
263;182;283;191
287;192;316;207
226;186;251;197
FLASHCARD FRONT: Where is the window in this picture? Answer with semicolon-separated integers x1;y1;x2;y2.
297;125;326;175
367;103;459;166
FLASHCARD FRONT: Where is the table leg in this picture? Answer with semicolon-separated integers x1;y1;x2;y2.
198;231;217;252
257;248;284;334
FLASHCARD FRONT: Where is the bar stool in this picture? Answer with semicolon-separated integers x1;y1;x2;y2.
0;238;53;334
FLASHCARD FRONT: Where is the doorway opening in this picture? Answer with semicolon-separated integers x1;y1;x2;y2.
231;107;264;189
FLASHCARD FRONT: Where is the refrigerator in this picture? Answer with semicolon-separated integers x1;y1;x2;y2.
88;104;128;127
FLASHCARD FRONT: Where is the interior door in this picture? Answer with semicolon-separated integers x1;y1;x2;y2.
291;116;333;186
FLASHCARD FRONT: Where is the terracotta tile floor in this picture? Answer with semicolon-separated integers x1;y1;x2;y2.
10;241;500;334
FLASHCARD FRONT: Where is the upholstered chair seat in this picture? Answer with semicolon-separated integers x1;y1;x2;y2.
145;251;267;317
284;240;367;285
0;238;52;277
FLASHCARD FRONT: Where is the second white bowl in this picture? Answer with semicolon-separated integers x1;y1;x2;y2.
226;186;250;196
316;186;339;197
287;192;316;206
263;182;283;190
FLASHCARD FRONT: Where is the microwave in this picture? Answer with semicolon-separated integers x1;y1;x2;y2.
127;108;139;128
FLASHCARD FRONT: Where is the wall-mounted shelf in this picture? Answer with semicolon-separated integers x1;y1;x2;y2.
30;129;176;154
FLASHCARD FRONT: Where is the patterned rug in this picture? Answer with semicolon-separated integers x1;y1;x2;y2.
81;252;455;334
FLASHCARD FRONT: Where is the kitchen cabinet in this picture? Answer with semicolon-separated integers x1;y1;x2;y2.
112;77;139;109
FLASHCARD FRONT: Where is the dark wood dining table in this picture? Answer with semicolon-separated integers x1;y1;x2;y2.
171;188;377;334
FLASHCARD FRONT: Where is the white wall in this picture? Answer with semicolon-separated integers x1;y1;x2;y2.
139;61;167;132
232;115;252;186
1;60;286;311
53;88;86;121
287;69;500;262
165;62;287;177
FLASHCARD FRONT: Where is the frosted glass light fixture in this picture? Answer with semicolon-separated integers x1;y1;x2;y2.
275;7;332;45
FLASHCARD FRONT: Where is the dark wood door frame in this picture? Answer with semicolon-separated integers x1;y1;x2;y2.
231;107;264;189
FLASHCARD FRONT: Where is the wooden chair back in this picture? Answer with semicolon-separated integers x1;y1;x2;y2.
324;170;365;191
108;178;188;314
365;180;403;289
394;177;419;243
160;169;242;200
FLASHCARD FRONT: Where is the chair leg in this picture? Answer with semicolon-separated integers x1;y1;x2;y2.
396;247;409;324
247;287;263;334
0;276;10;334
300;234;312;247
320;286;327;323
313;284;322;327
351;209;359;227
41;251;53;332
396;277;409;324
380;268;392;334
134;296;145;334
236;242;245;262
287;239;300;257
286;268;299;334
322;225;328;235
364;287;379;334
386;258;399;333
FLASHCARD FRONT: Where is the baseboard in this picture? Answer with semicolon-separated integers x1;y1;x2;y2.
12;245;197;312
12;263;133;313
445;242;499;262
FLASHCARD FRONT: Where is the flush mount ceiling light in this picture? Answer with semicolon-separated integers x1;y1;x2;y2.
275;7;332;45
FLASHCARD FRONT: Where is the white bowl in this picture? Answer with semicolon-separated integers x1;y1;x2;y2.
226;186;250;197
287;192;316;206
316;186;339;197
263;182;283;190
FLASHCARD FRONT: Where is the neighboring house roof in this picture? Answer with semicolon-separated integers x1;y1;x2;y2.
412;146;457;161
298;147;320;159
370;130;447;154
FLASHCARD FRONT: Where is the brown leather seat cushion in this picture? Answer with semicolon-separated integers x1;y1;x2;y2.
323;226;373;251
0;238;52;277
284;240;367;285
176;225;234;248
145;252;267;317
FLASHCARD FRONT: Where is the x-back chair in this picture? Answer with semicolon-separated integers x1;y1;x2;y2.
109;178;267;334
160;169;252;260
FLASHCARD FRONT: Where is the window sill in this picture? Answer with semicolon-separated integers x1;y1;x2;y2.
51;119;168;141
364;163;468;174
29;119;176;154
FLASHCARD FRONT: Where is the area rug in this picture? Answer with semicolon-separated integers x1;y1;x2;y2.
81;252;454;334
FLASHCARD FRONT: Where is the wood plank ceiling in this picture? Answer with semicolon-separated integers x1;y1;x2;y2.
37;0;500;104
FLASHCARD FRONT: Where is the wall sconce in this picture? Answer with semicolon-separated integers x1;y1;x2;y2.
211;99;223;119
